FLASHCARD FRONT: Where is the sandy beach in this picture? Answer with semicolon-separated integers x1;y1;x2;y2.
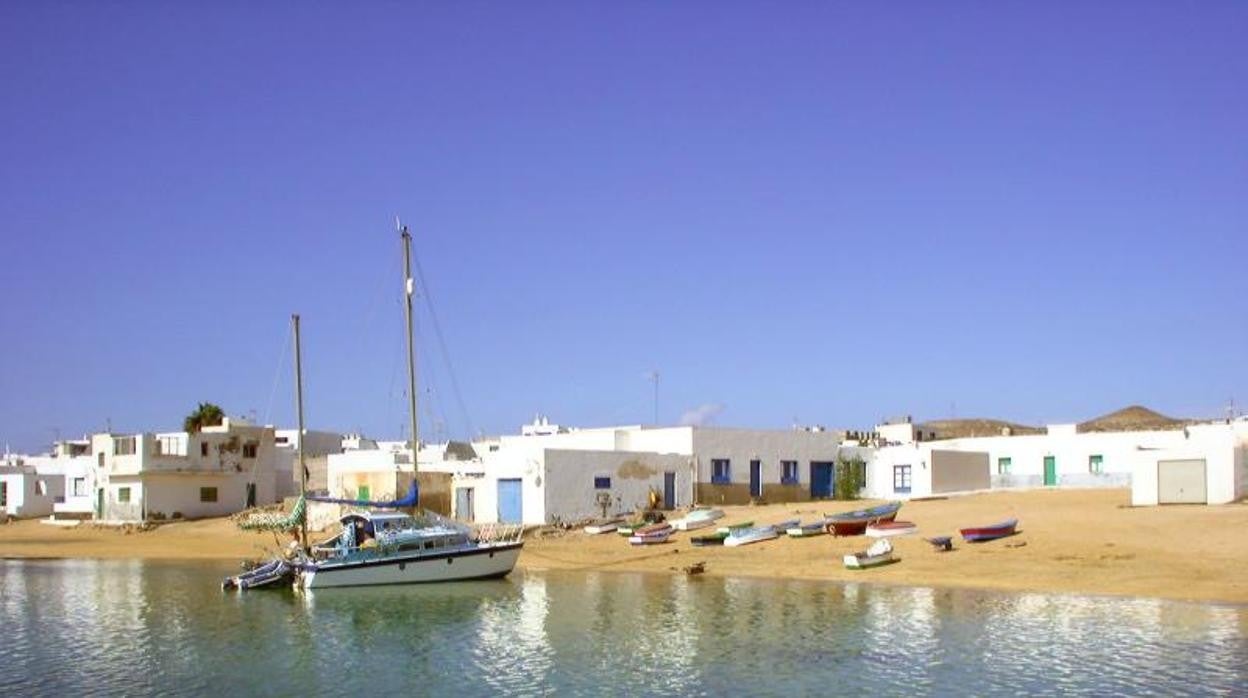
3;488;1245;604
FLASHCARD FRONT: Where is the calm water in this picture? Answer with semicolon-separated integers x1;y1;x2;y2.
1;560;1245;697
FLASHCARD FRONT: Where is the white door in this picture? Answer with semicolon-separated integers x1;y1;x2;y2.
1157;459;1206;504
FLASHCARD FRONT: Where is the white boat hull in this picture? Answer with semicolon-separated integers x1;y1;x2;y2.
723;529;778;547
866;522;918;538
301;543;523;589
584;523;619;534
672;517;716;531
843;551;897;569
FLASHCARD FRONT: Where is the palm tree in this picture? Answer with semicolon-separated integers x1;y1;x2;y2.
184;402;226;433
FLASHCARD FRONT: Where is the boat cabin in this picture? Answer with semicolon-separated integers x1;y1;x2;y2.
315;510;471;560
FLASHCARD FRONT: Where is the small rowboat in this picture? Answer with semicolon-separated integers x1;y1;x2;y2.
629;530;672;545
866;521;918;538
584;518;624;535
960;518;1018;542
824;501;902;537
222;558;294;591
723;526;778;547
786;522;827;538
690;531;729;547
767;518;800;533
633;522;672;537
716;521;754;535
672;508;725;531
843;538;898;570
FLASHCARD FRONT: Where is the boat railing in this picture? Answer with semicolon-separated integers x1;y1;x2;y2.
473;522;524;544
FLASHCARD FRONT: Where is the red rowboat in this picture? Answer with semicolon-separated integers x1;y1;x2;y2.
959;518;1018;542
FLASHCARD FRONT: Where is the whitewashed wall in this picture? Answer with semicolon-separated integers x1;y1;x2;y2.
0;469;56;518
689;427;849;490
1130;424;1245;506
542;449;691;523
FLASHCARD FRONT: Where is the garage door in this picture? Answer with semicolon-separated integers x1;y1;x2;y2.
1157;459;1206;504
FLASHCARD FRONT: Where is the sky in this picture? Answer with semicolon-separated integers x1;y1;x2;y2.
2;2;1245;452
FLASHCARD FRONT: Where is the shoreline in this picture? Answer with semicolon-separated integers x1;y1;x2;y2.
2;489;1245;604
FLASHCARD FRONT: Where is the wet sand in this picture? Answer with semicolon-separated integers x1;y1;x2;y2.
2;489;1245;603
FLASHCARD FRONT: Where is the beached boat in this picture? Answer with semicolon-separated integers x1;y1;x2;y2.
768;518;800;533
631;522;672;537
824;501;902;536
629;529;672;545
690;531;730;547
786;522;827;538
843;538;898;570
723;526;779;547
865;520;918;538
716;521;754;535
671;508;725;531
584;518;624;535
959;518;1018;542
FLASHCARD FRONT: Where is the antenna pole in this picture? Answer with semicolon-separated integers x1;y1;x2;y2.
401;224;420;474
292;313;308;554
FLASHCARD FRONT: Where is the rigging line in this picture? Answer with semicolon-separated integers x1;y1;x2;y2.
359;247;403;371
262;322;293;426
416;328;451;443
384;300;403;440
409;245;477;439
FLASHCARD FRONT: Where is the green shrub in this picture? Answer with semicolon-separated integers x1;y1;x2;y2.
834;454;866;500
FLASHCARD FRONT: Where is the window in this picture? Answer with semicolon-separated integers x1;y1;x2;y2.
118;487;131;503
997;457;1012;475
275;436;289;445
893;465;912;493
1;481;7;507
1089;454;1103;474
594;476;611;489
200;487;218;503
711;459;731;484
72;477;87;497
200;442;209;457
780;460;798;485
36;480;47;496
113;437;136;456
357;485;370;501
242;442;258;459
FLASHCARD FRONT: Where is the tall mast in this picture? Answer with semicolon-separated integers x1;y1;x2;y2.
400;224;419;472
292;313;308;553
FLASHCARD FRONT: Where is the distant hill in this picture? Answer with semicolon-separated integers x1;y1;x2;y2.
1076;405;1189;433
917;418;1044;439
915;405;1192;440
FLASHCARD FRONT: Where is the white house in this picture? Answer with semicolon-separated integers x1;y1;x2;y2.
0;440;95;518
449;419;869;526
91;417;280;522
274;428;344;497
1129;421;1248;506
865;416;1248;505
0;463;63;519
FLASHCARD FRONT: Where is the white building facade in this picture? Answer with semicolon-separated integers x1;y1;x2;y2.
91;417;279;522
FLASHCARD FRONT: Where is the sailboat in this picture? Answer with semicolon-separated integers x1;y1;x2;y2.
296;223;523;589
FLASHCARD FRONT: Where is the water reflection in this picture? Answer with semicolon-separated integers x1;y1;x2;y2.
0;560;1245;697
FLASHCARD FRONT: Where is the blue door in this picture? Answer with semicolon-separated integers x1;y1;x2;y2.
810;461;834;499
749;460;762;498
663;472;676;509
497;479;522;523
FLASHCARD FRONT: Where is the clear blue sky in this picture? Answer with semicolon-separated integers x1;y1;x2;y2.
2;3;1245;452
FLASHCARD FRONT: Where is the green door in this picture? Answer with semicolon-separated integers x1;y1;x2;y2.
1043;456;1057;486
